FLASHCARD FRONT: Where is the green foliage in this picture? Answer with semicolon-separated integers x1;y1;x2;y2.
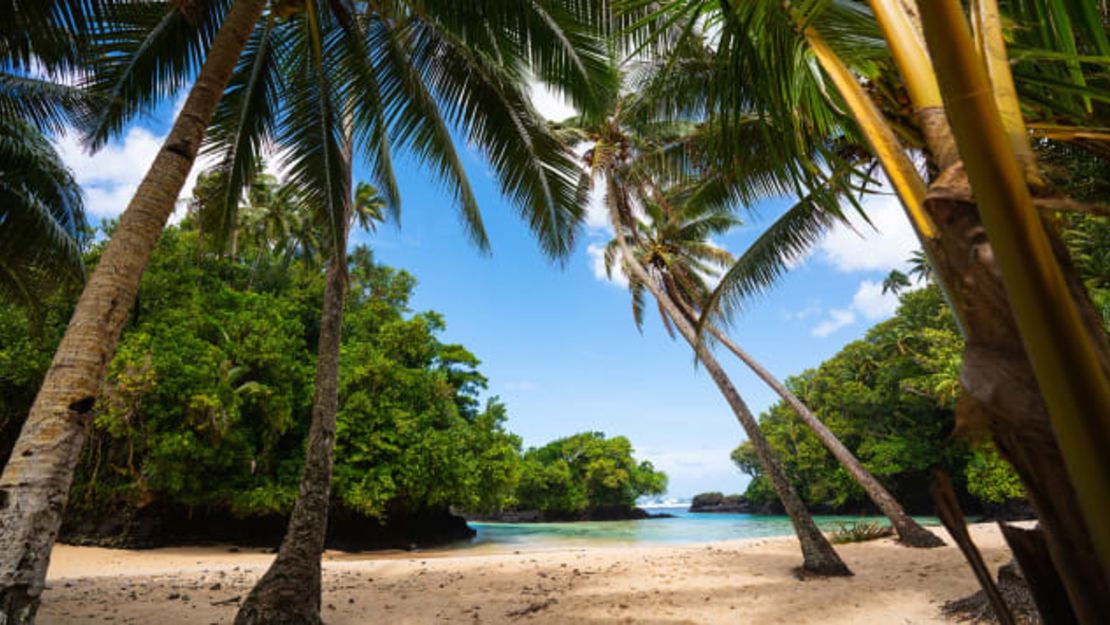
965;446;1027;505
515;432;667;516
0;220;521;521
1;219;664;524
733;286;1024;512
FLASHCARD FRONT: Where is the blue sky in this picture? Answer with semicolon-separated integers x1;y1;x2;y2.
58;89;922;499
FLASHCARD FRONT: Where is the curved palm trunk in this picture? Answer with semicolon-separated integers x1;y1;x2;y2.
687;330;851;575
611;221;848;575
235;135;353;625
0;2;265;621
705;325;943;548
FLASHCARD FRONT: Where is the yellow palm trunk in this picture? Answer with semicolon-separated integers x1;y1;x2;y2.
919;0;1110;583
969;0;1035;167
804;31;936;239
866;0;942;109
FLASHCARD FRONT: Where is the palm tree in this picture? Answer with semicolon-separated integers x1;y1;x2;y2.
605;196;943;548
906;250;933;284
881;270;911;295
626;0;1110;614
0;1;614;621
605;191;851;576
0;1;92;307
0;2;268;618
189;3;613;623
562;101;850;575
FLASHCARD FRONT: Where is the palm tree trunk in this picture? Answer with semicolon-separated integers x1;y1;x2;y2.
920;101;1110;625
704;325;943;548
233;234;346;625
685;329;851;575
609;219;848;575
808;6;1110;614
234;130;354;625
0;2;265;622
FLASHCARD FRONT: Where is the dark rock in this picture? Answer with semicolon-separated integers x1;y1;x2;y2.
59;502;475;552
689;492;772;514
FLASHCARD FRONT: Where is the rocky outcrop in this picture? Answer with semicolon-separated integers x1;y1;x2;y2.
689;492;774;514
60;502;475;551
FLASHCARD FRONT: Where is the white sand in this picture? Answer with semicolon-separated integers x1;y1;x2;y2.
39;523;1016;624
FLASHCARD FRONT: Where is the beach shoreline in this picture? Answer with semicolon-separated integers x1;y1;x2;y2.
39;522;1017;624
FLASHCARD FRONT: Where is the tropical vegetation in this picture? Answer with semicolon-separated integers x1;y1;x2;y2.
0;217;662;538
513;432;667;518
733;285;1026;514
1;0;1109;622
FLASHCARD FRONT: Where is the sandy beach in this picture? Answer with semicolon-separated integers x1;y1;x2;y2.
35;523;1017;624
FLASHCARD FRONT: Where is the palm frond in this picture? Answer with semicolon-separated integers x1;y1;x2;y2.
408;17;585;258
83;0;233;149
702;184;848;326
203;10;284;250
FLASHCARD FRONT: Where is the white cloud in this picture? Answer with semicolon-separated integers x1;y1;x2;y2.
811;308;856;337
814;189;920;273
57;125;214;223
851;279;899;321
587;243;628;288
529;81;577;121
784;303;822;321
583;181;610;232
807;278;909;337
504;380;539;392
640;446;738;479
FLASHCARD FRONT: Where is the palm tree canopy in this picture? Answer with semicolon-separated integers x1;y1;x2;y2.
83;0;619;261
618;0;1110;328
0;0;101;306
605;191;739;334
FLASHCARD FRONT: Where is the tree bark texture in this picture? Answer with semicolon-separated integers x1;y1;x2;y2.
922;166;1110;623
901;76;1110;621
0;2;265;622
706;326;944;548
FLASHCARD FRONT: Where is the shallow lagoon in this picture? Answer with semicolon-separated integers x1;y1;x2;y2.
464;506;940;550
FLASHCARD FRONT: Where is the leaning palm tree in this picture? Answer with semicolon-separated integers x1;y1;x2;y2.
625;0;1110;615
562;99;850;575
604;187;850;576
605;195;942;547
193;3;612;623
0;2;269;618
0;1;614;621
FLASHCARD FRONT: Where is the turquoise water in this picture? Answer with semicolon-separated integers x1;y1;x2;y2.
463;507;939;550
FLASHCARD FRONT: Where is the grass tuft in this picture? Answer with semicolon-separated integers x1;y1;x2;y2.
829;521;895;544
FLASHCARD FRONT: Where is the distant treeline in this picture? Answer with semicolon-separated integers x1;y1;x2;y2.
0;219;663;546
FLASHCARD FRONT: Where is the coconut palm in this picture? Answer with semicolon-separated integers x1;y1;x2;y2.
560;100;850;575
0;1;94;307
0;1;614;621
881;270;911;296
191;3;612;623
625;0;1110;616
605;194;943;548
